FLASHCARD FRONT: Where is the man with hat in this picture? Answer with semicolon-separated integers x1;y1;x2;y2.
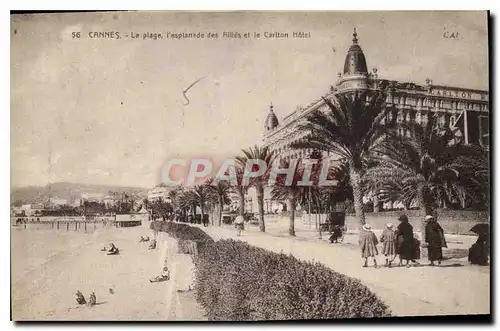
358;224;379;268
424;215;446;266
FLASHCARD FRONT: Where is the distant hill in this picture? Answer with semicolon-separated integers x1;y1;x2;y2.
10;182;149;205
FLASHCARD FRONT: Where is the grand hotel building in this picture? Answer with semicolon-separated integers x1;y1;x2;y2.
251;29;489;214
262;29;489;161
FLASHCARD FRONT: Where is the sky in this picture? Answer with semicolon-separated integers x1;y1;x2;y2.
10;11;488;188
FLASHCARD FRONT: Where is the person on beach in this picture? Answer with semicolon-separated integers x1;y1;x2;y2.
108;243;117;253
75;291;86;305
107;243;119;255
424;215;446;266
380;223;396;267
234;215;244;236
396;215;417;267
87;292;96;307
150;267;170;283
358;224;378;268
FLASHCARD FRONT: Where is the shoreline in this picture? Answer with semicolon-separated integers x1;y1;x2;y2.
11;225;205;321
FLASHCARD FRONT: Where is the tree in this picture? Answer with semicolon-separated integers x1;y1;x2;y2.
142;198;151;216
449;144;489;210
236;145;276;232
364;167;410;210
206;178;231;226
176;190;195;222
149;198;173;221
108;191;135;214
191;184;213;222
270;159;311;236
323;162;353;211
369;114;488;241
293;91;391;226
167;186;183;218
230;165;249;218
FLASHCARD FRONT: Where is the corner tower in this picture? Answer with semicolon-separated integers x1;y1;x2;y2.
264;103;279;131
336;28;370;92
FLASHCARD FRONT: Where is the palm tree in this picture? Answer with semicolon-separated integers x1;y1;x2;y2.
206;178;231;226
449;144;489;209
167;186;183;219
323;162;353;212
363;166;411;211
270;160;308;236
177;190;198;221
236;145;276;232
231;165;249;218
191;184;213;223
369;114;487;241
293;90;391;226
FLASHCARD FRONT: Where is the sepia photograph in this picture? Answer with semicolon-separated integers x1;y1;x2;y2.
10;10;490;321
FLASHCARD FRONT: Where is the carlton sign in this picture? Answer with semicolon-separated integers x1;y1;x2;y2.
430;88;488;101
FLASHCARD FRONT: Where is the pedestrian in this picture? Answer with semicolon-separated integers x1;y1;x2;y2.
358;224;378;268
234;215;244;236
424;215;446;266
380;223;396;267
396;214;416;268
468;223;489;266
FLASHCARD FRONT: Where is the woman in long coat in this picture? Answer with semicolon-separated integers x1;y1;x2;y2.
424;215;446;266
358;224;378;268
380;223;396;267
396;215;415;267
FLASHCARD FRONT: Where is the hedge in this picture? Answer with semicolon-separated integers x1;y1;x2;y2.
150;221;214;253
151;221;391;320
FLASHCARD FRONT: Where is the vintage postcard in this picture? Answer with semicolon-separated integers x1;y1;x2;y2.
10;11;490;321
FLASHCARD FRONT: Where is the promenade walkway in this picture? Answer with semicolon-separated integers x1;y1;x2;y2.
195;222;489;317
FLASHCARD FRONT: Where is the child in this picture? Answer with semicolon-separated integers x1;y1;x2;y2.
380;223;396;267
358;224;379;268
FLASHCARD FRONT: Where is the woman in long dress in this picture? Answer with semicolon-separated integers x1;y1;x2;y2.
358;224;379;268
396;215;415;268
380;223;396;267
424;215;446;266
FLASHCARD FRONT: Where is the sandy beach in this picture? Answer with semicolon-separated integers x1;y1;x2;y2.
11;224;205;321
